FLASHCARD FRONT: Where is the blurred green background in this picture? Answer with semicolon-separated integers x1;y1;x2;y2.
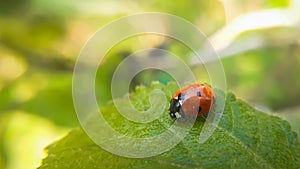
0;0;299;168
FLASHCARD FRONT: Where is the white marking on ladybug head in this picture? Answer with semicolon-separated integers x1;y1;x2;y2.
175;112;182;118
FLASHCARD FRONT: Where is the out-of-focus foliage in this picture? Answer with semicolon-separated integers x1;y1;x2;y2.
0;0;299;168
0;111;67;169
223;32;300;110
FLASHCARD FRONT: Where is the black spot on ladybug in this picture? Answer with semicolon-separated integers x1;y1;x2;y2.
197;91;201;96
178;93;184;100
198;106;202;113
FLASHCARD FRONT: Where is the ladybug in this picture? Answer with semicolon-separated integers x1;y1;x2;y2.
168;83;216;119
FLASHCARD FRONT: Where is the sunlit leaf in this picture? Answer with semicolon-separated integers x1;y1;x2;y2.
39;83;300;169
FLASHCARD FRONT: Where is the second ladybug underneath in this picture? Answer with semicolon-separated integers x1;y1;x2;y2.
169;83;216;119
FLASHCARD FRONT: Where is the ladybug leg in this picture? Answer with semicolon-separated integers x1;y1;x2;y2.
178;93;184;100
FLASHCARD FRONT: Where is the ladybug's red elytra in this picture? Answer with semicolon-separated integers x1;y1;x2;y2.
168;83;216;119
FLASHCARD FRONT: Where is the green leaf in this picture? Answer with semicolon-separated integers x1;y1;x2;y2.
39;82;300;169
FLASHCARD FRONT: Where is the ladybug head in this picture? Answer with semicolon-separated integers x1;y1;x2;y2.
168;93;183;119
169;98;179;118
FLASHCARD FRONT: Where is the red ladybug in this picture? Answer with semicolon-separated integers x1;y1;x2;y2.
169;83;216;119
